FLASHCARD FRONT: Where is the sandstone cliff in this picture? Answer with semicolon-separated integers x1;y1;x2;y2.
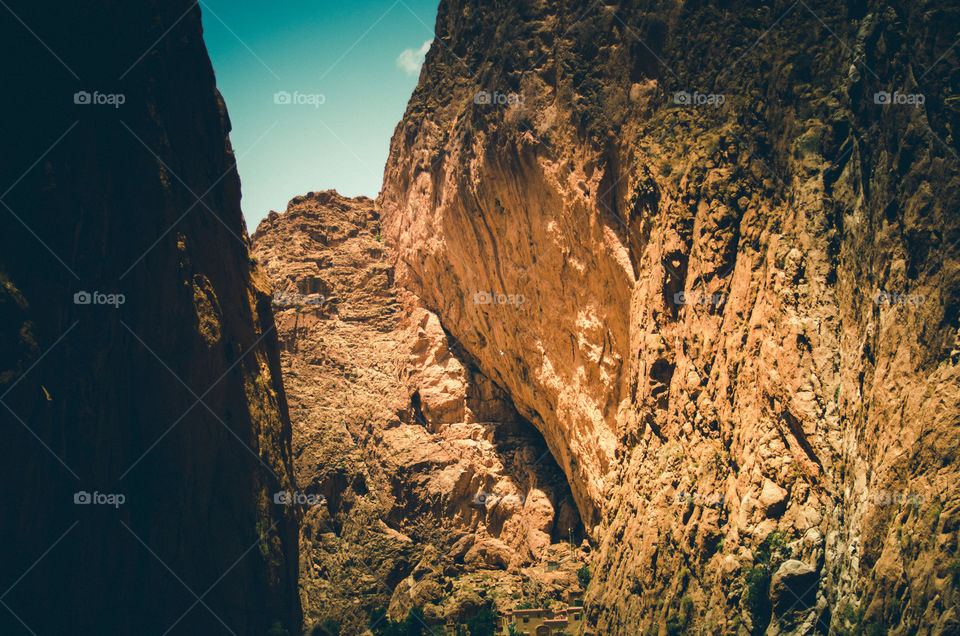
253;191;588;633
379;1;960;633
0;2;299;633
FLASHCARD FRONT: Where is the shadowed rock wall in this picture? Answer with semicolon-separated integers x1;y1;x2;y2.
0;2;300;633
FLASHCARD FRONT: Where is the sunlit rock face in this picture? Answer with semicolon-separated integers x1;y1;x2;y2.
252;190;588;633
0;2;299;633
379;0;960;633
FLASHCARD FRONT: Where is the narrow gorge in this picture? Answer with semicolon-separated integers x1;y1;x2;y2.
2;0;958;635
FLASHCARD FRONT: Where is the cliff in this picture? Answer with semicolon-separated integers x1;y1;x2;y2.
379;1;960;633
252;191;588;633
0;1;299;633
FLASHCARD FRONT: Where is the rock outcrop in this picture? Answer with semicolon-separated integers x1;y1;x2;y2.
252;190;587;633
379;1;960;633
0;2;299;634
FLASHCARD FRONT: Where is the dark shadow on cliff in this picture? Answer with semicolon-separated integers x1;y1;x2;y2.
0;2;300;634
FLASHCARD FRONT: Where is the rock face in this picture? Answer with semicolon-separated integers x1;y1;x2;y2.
379;1;960;633
0;2;299;634
252;191;587;633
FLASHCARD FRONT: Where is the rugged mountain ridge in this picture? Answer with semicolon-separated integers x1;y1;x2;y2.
379;1;960;633
252;190;588;634
0;2;299;633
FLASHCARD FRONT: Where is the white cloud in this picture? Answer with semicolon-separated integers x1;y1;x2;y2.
396;40;432;76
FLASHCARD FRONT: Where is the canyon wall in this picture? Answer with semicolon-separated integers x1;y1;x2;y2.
0;2;299;633
379;0;960;633
253;191;588;633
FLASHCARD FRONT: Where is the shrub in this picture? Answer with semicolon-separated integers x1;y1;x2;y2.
745;566;772;629
755;531;790;565
665;619;684;636
466;604;497;636
369;606;426;636
577;565;591;588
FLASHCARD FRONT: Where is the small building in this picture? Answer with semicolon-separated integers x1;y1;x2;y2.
499;606;584;635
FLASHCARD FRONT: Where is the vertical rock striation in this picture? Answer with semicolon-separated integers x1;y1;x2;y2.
380;0;960;633
0;1;299;633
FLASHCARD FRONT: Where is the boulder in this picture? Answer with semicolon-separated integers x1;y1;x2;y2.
770;560;819;613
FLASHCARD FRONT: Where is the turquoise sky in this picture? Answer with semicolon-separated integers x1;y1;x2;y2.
199;0;441;230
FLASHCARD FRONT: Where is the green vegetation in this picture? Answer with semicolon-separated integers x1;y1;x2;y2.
755;530;790;565
369;606;427;636
466;603;497;636
865;623;886;636
926;502;942;529
744;566;772;628
577;565;591;588
681;595;694;618
666;595;695;635
744;531;792;634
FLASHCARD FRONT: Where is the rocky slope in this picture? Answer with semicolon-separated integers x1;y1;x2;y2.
0;2;299;634
379;0;960;633
252;190;588;634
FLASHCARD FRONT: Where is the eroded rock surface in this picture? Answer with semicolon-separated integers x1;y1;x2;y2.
378;1;960;633
252;190;587;633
